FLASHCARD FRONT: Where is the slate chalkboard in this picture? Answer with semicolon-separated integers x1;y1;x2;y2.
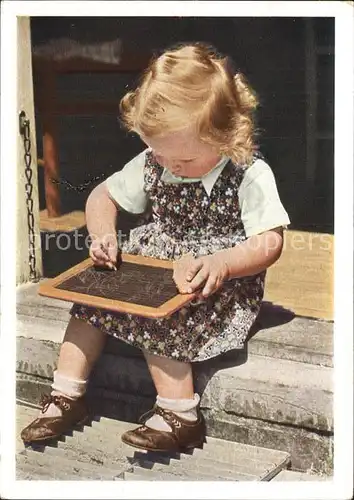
39;254;195;318
57;262;178;307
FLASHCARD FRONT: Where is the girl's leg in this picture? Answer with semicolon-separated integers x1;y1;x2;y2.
56;316;107;380
143;351;194;399
21;317;107;442
143;352;200;430
50;316;107;400
121;351;205;451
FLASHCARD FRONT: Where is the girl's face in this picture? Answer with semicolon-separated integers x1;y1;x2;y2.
141;128;221;178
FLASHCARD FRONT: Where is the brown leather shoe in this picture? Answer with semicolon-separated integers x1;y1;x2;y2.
121;405;206;452
20;394;89;444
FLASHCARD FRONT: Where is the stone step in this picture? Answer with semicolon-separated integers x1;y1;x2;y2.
19;407;288;472
90;352;333;433
271;469;329;481
16;332;333;474
17;282;72;311
123;468;235;481
16;336;333;433
128;452;283;481
248;312;333;367
70;417;290;470
34;442;132;469
17;313;68;345
90;416;290;468
17;404;290;481
16;449;125;480
40;425;287;481
21;435;260;482
131;449;288;481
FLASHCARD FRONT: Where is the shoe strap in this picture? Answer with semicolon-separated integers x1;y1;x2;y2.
138;404;158;424
139;404;200;436
154;406;198;435
40;394;72;413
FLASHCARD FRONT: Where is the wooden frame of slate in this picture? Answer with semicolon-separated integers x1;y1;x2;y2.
38;254;196;318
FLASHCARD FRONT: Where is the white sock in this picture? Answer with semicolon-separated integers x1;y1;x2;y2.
39;371;87;418
51;370;87;399
145;393;200;433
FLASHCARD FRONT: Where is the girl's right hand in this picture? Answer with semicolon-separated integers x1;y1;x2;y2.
89;235;118;269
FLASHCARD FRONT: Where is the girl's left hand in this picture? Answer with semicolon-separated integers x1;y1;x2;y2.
173;254;230;297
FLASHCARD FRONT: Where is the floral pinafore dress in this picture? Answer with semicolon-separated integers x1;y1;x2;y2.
71;151;265;362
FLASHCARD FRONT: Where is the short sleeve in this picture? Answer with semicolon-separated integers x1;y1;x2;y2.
238;159;290;237
105;149;149;214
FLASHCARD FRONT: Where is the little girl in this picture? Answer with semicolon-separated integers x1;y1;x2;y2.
21;43;290;452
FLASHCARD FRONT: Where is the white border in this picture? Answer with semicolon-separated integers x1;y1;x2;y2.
0;1;350;17
1;1;353;499
333;2;354;498
0;2;18;499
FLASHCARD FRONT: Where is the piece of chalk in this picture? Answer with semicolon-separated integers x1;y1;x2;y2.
100;244;117;271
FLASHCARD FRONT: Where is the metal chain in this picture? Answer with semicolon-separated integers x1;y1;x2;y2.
19;111;39;283
50;171;107;192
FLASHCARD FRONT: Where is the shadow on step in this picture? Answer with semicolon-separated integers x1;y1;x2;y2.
127;448;198;468
248;302;295;340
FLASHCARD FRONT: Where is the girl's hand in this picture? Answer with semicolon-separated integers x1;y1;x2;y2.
89;235;118;270
173;253;230;297
173;254;196;294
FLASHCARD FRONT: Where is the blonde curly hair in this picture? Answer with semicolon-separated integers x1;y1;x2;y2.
120;43;259;165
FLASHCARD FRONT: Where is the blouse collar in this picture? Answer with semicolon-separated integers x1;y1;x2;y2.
160;156;229;196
